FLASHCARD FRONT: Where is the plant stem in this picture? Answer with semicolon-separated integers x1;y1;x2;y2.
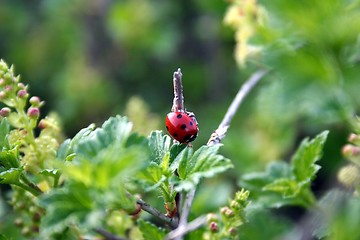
172;68;185;112
136;198;178;229
178;188;196;229
165;215;207;240
20;173;43;196
14;181;41;196
94;228;125;240
207;69;268;146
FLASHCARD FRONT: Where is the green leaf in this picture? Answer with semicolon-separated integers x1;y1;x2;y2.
169;143;187;167
241;161;292;191
177;147;194;180
175;145;233;192
0;148;20;169
39;182;100;237
75;117;132;159
59;144;146;189
57;116;148;188
263;178;300;198
138;219;167;240
40;169;60;177
137;162;167;191
148;131;172;164
0;168;22;184
256;193;308;208
291;130;329;182
57;124;95;160
0;118;10;149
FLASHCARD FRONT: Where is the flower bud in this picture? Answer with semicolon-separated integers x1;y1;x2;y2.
220;206;234;217
0;78;5;86
38;119;47;129
229;227;237;236
342;144;360;157
235;189;250;201
27;107;40;119
0;91;6;100
0;107;11;117
17;89;28;98
29;96;40;106
4;85;12;92
14;218;23;227
17;82;25;89
338;164;360;188
230;200;240;209
209;221;218;232
21;226;31;237
207;213;218;223
348;133;360;145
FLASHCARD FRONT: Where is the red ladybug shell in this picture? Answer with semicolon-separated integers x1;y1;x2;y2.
165;111;199;143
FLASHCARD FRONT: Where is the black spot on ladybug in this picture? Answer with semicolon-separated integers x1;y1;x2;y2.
180;124;186;130
189;134;197;142
183;135;191;142
173;133;178;137
189;121;193;126
166;126;169;131
177;114;183;118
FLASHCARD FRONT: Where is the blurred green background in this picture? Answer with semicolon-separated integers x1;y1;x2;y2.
1;0;360;236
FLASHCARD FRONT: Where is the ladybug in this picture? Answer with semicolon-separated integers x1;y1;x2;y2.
165;111;199;143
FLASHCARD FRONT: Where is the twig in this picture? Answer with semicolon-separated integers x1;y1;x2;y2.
177;187;196;230
165;215;207;240
170;69;268;240
94;228;124;240
136;198;178;229
207;69;268;146
172;68;185;112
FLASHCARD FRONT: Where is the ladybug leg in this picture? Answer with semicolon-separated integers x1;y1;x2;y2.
186;142;193;148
